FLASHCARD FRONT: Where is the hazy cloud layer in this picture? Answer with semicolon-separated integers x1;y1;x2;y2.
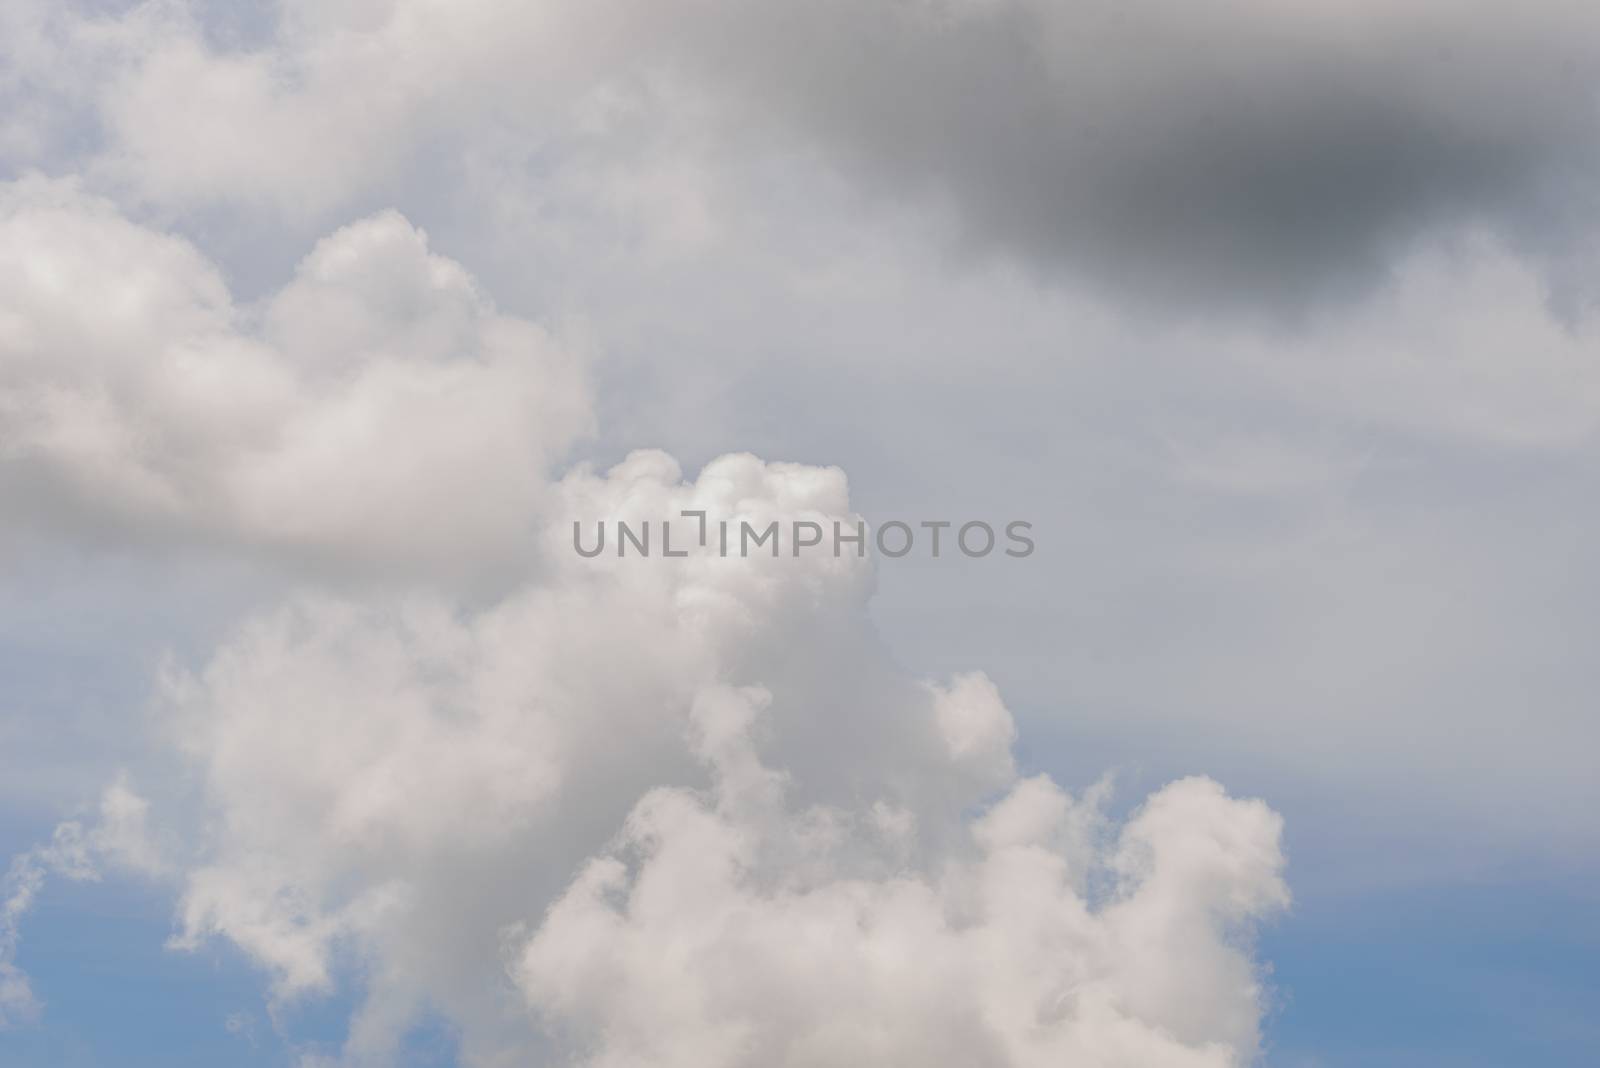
665;0;1600;311
9;0;1600;310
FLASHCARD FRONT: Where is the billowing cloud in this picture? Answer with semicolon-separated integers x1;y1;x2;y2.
517;687;1285;1068
0;26;1305;1060
7;0;1600;1064
145;434;1287;1064
159;591;1284;1065
0;178;588;579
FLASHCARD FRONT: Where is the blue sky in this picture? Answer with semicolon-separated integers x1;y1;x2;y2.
1265;871;1600;1068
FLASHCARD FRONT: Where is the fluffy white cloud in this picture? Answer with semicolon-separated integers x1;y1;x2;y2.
0;48;1304;1060
0;178;588;578
7;1;1600;1064
517;686;1285;1068
144;444;1285;1065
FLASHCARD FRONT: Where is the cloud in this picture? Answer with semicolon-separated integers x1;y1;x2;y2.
516;686;1285;1068
0;859;44;1029
10;0;1600;312
140;442;1286;1065
0;779;161;1029
0;177;588;579
1234;234;1600;449
6;1;1600;1064
663;0;1600;313
0;83;1304;1061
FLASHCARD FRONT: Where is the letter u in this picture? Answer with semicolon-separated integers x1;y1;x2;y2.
574;521;606;558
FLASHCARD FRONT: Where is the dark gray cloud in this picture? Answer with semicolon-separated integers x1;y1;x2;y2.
650;0;1600;313
18;0;1595;316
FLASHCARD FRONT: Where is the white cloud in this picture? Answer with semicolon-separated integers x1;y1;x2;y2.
136;443;1285;1065
515;687;1284;1068
2;84;1592;1060
0;860;44;1029
0;178;589;579
4;1;1600;1064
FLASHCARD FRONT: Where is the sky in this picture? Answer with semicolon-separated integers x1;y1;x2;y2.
1;0;1599;1065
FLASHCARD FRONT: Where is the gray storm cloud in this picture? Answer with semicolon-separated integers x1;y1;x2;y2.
654;0;1600;312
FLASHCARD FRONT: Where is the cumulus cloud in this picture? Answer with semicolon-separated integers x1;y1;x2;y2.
13;0;1600;1063
0;178;588;578
516;687;1285;1068
0;61;1305;1060
138;442;1286;1065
